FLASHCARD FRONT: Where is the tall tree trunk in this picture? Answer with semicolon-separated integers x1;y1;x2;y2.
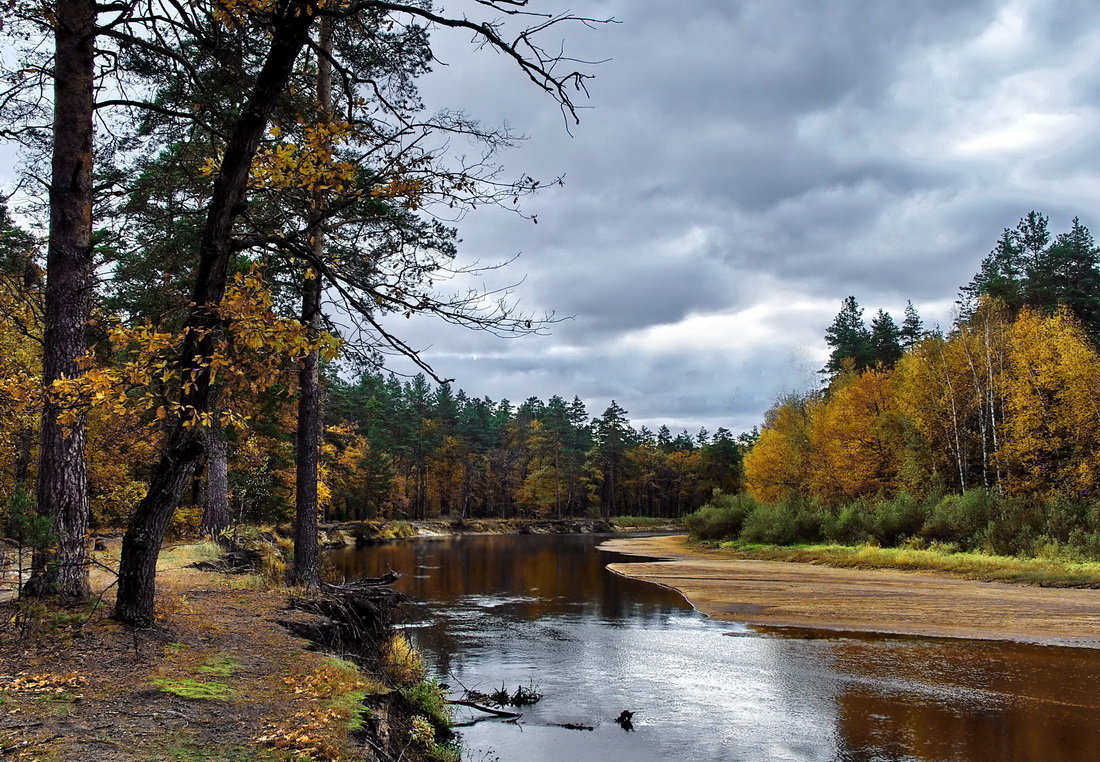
25;0;96;600
115;5;316;626
293;268;323;585
291;18;331;587
200;427;230;538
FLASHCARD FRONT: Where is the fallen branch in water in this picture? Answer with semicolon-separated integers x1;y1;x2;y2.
448;699;522;718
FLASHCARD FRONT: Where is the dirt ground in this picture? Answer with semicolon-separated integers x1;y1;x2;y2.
0;545;386;761
601;534;1100;648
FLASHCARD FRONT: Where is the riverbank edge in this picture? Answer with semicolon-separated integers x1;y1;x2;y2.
599;534;1100;649
0;542;449;760
314;517;680;547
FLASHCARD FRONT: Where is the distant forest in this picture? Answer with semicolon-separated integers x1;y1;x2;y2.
323;375;750;522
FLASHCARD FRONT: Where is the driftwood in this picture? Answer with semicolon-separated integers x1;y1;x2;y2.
279;572;404;666
448;700;522;718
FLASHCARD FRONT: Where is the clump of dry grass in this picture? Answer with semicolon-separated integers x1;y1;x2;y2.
381;632;426;687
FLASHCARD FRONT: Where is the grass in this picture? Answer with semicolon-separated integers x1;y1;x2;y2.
400;678;452;728
320;656;387;732
709;540;1100;587
197;654;239;678
612;516;678;528
158;541;223;570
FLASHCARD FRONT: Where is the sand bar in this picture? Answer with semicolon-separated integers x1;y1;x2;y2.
601;534;1100;648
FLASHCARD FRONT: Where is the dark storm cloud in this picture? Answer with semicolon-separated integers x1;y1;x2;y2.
388;0;1100;430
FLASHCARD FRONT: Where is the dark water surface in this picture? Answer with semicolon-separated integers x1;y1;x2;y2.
328;534;1100;761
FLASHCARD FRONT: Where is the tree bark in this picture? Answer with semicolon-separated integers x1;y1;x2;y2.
114;3;317;626
200;427;230;538
291;18;331;588
25;0;96;600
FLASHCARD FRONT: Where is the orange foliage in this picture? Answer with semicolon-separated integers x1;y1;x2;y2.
808;370;898;504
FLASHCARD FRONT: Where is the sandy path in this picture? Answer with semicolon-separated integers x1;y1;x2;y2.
601;534;1100;648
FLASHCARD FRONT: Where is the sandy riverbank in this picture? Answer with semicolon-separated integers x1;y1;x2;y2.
601;534;1100;648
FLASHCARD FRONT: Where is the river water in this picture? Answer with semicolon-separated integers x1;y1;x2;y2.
328;533;1100;761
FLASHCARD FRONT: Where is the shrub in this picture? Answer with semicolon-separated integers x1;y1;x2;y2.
922;489;995;548
683;492;758;541
823;500;873;544
871;493;927;546
740;495;822;545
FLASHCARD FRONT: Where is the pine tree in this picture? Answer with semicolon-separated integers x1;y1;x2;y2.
959;228;1026;314
869;309;903;368
1041;218;1100;338
591;401;633;519
900;300;923;349
823;296;871;376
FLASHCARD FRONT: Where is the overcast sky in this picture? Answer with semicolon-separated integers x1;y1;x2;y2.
8;0;1100;435
370;0;1100;435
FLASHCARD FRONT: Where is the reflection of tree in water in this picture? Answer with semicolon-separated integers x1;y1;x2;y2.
334;535;1100;761
329;535;690;618
329;534;696;683
827;636;1100;761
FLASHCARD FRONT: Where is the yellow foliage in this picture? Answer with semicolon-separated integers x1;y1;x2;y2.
1001;309;1100;495
381;633;426;687
808;370;899;504
744;398;811;503
49;267;334;436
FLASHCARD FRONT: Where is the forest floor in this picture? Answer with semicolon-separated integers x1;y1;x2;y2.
601;534;1100;648
0;543;391;761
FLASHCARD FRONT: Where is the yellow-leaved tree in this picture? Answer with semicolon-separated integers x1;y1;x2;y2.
1000;308;1100;495
744;394;813;504
808;370;899;504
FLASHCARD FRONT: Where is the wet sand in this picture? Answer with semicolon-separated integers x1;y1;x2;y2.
601;534;1100;648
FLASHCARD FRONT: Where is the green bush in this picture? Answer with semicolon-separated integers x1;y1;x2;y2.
823;500;873;544
871;493;927;546
922;489;996;547
740;495;822;545
683;492;759;541
983;493;1044;556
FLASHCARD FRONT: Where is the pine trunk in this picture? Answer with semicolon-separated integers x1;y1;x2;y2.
291;19;331;588
200;428;230;538
114;5;316;626
25;0;96;600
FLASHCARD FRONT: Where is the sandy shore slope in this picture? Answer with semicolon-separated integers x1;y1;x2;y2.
601;534;1100;648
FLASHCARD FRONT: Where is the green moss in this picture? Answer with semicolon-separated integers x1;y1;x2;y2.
151;677;233;701
197;654;239;677
612;516;675;528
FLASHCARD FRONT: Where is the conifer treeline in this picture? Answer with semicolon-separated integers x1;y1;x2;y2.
322;374;750;521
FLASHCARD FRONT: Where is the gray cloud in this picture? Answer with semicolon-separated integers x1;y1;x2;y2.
362;0;1100;431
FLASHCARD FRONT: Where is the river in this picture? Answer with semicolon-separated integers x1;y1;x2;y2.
328;533;1100;761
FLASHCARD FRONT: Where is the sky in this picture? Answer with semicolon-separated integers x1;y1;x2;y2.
371;0;1100;435
8;0;1100;436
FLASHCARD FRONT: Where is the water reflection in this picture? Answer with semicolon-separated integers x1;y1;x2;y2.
329;535;1100;761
